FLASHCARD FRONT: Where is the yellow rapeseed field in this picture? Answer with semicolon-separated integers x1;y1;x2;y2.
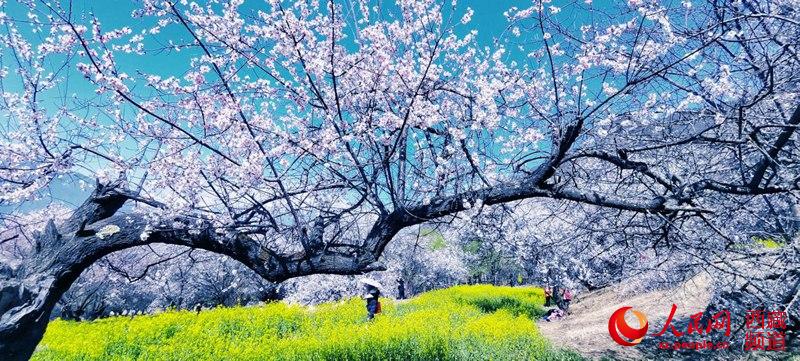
32;284;581;360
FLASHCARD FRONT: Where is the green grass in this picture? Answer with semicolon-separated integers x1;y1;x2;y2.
33;285;581;361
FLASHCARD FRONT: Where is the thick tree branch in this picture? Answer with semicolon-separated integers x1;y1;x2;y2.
749;104;800;188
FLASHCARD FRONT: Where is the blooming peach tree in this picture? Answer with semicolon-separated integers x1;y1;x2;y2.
1;0;799;358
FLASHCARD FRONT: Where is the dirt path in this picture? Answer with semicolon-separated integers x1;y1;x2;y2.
537;275;712;360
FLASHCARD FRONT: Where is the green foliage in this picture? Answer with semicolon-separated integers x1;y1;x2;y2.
463;238;482;254
421;228;447;250
33;285;580;361
752;236;784;249
463;241;513;281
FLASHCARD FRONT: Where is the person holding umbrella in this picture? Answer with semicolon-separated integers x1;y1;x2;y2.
359;278;382;320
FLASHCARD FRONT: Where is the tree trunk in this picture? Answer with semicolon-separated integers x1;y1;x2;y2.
0;271;77;360
0;181;389;359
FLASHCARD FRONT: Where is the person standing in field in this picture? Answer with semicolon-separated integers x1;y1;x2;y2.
544;286;553;307
359;278;382;320
397;278;405;300
562;289;573;312
552;285;562;308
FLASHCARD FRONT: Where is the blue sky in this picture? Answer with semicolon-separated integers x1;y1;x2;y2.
3;0;609;106
69;0;525;65
1;0;542;112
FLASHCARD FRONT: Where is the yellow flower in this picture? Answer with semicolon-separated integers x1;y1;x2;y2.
34;285;579;361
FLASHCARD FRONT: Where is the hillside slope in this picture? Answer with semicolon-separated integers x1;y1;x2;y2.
537;275;712;360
